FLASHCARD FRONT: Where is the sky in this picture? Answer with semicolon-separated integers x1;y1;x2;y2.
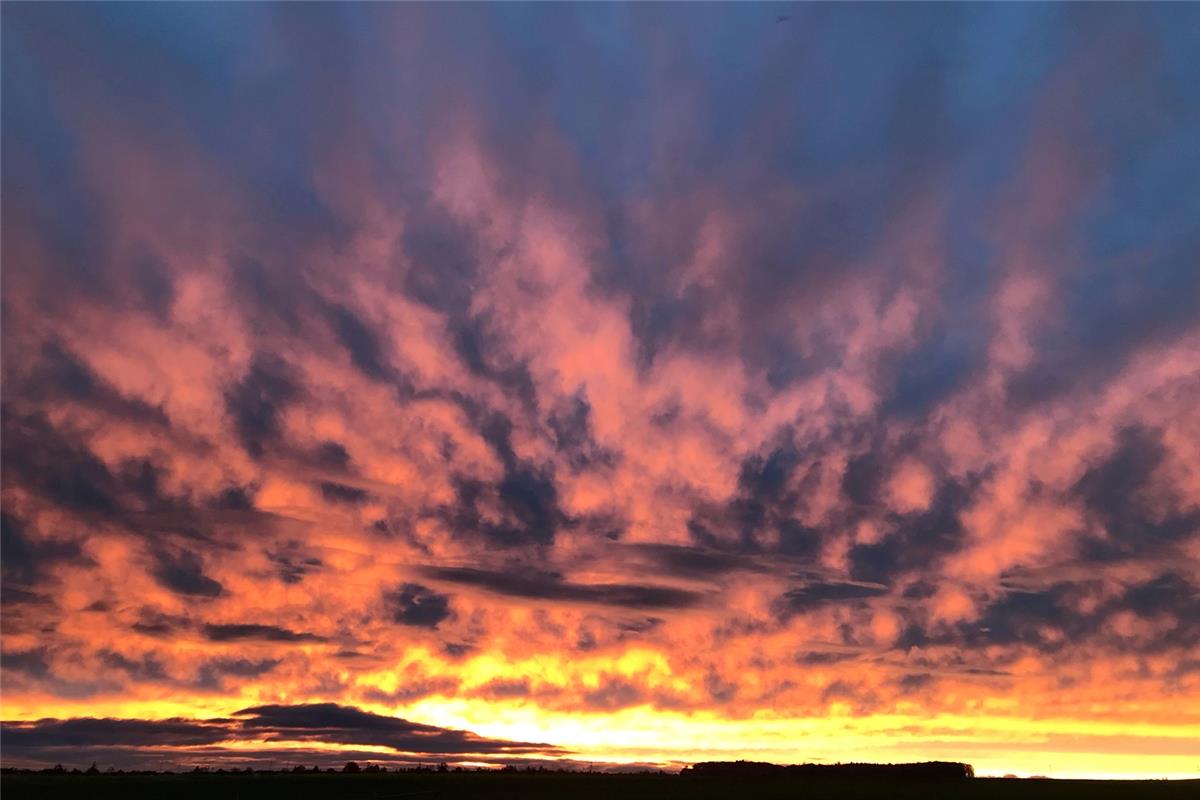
2;2;1199;780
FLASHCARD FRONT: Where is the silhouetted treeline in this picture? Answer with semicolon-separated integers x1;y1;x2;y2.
4;759;972;779
682;760;975;779
0;763;665;776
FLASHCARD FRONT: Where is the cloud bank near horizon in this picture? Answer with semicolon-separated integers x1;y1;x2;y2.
2;3;1199;778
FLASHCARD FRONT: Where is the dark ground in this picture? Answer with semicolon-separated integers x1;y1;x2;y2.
2;773;1198;799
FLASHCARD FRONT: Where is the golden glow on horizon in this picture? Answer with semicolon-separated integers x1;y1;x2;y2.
4;690;1198;779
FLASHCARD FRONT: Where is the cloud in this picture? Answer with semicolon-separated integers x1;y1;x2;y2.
151;551;224;599
1;511;91;588
2;2;1199;778
201;624;325;643
0;703;565;767
421;566;704;610
322;302;392;381
386;583;452;629
318;481;372;505
223;355;302;459
774;580;890;617
623;543;774;579
1;411;121;514
232;703;561;755
1;717;231;749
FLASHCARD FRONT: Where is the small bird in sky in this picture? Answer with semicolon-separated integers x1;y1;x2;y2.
777;15;791;24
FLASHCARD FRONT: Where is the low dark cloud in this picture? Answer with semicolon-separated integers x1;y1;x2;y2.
1;702;564;766
231;703;561;755
1;717;231;749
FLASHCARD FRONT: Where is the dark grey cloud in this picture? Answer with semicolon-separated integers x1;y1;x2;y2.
151;550;224;598
951;571;1200;655
581;678;644;711
421;566;703;610
322;302;390;381
1119;573;1200;651
231;703;562;755
223;355;302;459
547;391;618;473
201;624;325;643
2;411;236;553
774;579;889;617
685;439;823;558
265;543;323;585
318;481;371;505
481;413;563;546
796;650;859;666
194;658;282;691
0;717;231;749
1;511;90;589
311;440;351;470
386;582;452;629
131;609;190;638
882;329;980;418
1072;426;1200;562
471;678;532;700
626;543;772;578
211;486;256;511
1006;233;1200;410
1;409;120;514
2;648;52;678
849;477;976;584
27;341;169;425
400;204;539;412
896;673;936;694
99;650;171;684
432;413;568;548
0;702;566;764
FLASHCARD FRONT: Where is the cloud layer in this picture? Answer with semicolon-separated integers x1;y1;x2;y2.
3;3;1199;778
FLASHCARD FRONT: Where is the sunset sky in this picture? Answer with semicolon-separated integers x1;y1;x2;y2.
3;3;1199;780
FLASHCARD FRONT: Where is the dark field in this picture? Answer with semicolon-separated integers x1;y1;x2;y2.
2;773;1197;800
